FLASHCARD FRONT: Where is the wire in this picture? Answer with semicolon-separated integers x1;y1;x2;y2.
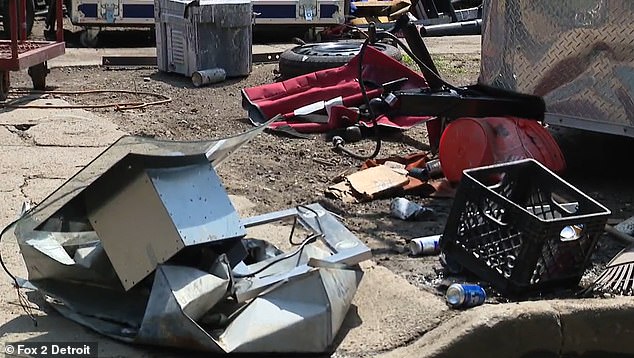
3;89;172;110
233;234;321;278
333;24;382;161
296;204;324;235
0;218;19;284
1;217;38;326
288;217;302;245
240;204;326;277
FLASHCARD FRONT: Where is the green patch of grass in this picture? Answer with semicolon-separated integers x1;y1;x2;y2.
432;55;468;75
401;53;468;76
402;53;416;67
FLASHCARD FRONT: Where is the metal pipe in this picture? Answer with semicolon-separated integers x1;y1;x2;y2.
19;0;26;40
56;0;64;42
9;0;18;59
403;22;442;90
605;224;634;245
420;19;482;37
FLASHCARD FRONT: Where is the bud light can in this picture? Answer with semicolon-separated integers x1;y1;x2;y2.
446;283;486;308
408;235;441;256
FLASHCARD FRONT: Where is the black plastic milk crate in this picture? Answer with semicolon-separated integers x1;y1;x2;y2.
440;159;611;295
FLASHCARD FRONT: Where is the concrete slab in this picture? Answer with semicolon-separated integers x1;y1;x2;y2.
27;115;125;147
48;48;157;68
21;178;68;206
0;99;106;126
0;189;25;227
0;145;104;179
554;298;634;356
0;173;24;194
380;301;563;358
0;127;25;146
339;261;449;355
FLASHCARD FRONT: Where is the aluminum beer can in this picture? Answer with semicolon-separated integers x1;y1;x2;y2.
446;283;486;308
408;235;441;256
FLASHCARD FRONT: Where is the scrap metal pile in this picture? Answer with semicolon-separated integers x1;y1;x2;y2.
241;0;634;306
0;127;371;353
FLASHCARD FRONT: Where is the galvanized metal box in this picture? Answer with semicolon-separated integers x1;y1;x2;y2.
480;0;634;137
86;162;246;290
155;0;252;77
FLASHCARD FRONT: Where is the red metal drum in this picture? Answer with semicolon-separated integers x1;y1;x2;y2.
439;116;566;183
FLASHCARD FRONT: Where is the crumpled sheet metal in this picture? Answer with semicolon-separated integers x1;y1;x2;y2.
21;212;366;353
480;0;634;136
3;122;370;354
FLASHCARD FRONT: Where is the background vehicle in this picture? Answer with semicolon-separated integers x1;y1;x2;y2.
52;0;346;47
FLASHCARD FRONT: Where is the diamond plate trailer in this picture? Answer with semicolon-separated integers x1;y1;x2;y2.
479;0;634;138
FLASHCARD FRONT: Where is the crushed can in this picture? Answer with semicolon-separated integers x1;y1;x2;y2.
390;197;435;221
446;283;486;309
408;235;441;256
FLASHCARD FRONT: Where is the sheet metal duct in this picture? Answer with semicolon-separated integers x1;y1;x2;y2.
86;162;245;290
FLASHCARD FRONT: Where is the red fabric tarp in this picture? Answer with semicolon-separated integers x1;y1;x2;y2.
242;46;435;132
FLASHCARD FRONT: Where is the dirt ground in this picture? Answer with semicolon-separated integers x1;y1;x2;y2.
7;19;634;306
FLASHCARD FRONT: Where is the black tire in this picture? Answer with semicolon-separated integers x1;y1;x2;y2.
28;62;47;90
279;40;402;79
1;0;35;39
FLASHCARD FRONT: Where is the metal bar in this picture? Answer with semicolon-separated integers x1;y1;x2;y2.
102;52;285;67
545;113;634;139
605;224;634;245
252;52;281;64
420;19;482;37
9;0;18;59
56;0;63;42
17;42;65;68
240;208;299;228
403;22;442;90
102;56;158;66
19;0;27;41
393;85;545;120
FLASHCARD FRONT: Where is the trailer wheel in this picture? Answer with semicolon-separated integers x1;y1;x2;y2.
278;40;402;79
28;62;48;90
1;0;35;38
0;71;9;101
79;28;100;48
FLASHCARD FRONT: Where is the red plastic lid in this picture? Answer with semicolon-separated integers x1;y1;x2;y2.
439;118;495;183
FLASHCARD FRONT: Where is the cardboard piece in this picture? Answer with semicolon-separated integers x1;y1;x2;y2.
326;165;409;202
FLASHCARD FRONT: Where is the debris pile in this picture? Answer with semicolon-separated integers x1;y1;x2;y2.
2;129;371;354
